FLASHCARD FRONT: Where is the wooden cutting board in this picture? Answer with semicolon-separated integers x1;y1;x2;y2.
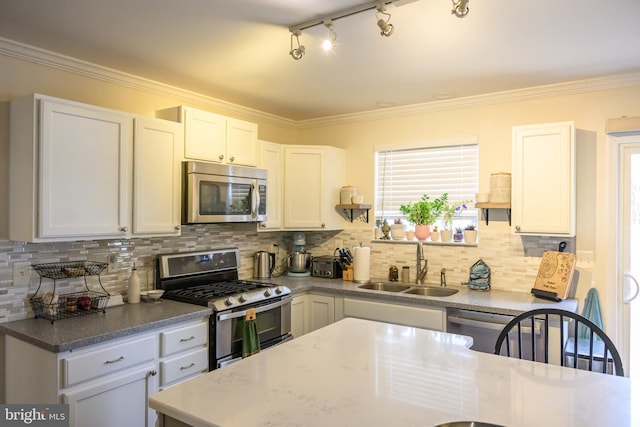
531;251;577;300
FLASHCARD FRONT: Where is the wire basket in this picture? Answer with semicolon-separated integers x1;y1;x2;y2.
30;291;109;323
29;261;110;323
32;261;107;279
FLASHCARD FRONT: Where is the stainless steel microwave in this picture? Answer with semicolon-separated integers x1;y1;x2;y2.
183;161;267;223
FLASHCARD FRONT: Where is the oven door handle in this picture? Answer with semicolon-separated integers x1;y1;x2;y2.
217;297;290;322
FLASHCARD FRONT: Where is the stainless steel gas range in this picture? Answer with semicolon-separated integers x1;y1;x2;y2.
156;248;292;370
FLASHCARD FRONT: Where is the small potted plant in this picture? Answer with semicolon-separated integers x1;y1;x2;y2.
399;193;448;241
390;218;406;240
463;223;478;243
453;226;464;242
430;225;440;242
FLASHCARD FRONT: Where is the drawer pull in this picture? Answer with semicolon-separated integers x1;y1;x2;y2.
104;356;125;365
179;336;196;342
180;363;196;371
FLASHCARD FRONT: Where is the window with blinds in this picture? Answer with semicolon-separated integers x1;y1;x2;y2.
375;143;478;226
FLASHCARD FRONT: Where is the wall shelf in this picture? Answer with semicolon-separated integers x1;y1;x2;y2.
336;204;371;223
475;202;511;225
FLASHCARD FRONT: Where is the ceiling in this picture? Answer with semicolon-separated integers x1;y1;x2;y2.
1;0;640;121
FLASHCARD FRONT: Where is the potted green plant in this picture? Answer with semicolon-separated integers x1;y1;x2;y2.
463;223;477;243
430;225;440;242
399;193;448;241
453;226;464;242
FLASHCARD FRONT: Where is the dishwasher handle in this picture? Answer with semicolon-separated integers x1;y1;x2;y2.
448;314;541;335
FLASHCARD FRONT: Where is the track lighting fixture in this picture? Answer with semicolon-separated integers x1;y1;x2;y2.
287;0;471;59
322;21;337;52
376;5;394;37
451;0;470;18
289;31;305;60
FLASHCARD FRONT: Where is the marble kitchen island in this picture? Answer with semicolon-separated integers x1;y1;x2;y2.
149;318;632;427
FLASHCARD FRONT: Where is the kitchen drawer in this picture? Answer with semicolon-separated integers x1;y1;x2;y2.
160;321;208;357
62;336;156;387
160;347;208;386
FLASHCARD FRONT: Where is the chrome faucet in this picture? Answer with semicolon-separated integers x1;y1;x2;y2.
440;268;447;287
415;241;428;284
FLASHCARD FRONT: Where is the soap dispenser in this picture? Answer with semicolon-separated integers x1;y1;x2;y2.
127;263;141;304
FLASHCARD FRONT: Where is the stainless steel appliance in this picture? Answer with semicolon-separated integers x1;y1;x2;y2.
183;161;267;224
253;251;275;279
311;256;342;279
286;231;311;276
156;248;292;370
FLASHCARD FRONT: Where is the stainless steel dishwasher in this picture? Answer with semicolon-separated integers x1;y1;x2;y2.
446;308;544;356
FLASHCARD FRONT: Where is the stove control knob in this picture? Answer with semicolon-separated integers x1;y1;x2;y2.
263;288;272;297
238;293;248;303
225;297;236;306
274;287;282;295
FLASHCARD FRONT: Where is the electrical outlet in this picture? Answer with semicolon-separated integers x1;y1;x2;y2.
13;262;32;286
576;250;594;265
107;254;118;273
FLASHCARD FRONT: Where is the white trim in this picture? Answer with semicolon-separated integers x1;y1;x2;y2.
2;36;640;128
373;136;478;153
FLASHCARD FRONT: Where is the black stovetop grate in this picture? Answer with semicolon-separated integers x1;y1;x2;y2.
163;280;266;305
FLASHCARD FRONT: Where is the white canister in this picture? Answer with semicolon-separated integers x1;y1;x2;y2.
489;172;511;203
340;186;359;204
352;245;371;284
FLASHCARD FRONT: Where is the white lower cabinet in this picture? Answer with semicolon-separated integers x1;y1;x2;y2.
62;363;158;427
4;318;208;427
342;298;445;331
291;294;336;337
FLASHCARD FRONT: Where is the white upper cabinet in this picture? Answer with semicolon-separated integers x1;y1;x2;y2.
157;106;259;167
511;121;577;236
133;117;183;236
283;145;345;230
9;94;183;242
258;140;283;231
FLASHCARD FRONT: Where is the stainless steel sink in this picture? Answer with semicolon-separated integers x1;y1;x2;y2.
405;287;459;297
358;282;411;292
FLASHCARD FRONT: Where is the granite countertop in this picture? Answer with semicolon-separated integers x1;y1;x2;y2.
0;300;212;352
267;275;579;315
149;317;631;427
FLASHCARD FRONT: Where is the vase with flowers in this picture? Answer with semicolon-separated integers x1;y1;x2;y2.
453;226;464;242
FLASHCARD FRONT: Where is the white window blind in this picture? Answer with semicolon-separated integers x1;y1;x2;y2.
375;143;478;224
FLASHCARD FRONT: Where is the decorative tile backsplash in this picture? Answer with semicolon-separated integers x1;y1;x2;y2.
0;224;576;323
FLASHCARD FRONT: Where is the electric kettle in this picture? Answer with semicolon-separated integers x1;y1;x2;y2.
254;251;276;279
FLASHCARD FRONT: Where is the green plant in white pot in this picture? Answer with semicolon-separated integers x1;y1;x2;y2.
399;193;448;241
463;223;478;243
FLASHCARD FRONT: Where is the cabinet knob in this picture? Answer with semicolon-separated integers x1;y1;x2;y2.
219;154;224;161
175;225;181;231
119;226;128;232
229;156;235;162
321;223;326;228
147;370;157;378
515;225;521;232
260;223;266;228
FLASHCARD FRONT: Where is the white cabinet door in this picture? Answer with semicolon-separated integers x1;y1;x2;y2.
283;146;345;230
291;295;308;338
39;99;131;239
133;117;183;235
227;118;258;166
183;107;226;162
258;140;283;231
512;122;576;236
309;294;335;332
63;364;158;427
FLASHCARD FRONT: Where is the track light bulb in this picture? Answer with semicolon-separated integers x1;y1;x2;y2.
322;21;337;51
289;32;305;60
375;6;394;37
451;0;470;18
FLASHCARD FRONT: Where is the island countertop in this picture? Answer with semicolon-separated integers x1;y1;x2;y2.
149;317;632;427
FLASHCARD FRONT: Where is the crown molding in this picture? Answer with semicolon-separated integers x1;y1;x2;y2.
0;37;297;128
2;36;640;131
296;72;640;129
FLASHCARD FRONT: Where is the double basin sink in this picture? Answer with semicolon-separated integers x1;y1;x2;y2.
358;282;459;297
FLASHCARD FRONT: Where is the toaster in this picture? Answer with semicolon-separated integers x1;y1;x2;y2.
311;256;342;279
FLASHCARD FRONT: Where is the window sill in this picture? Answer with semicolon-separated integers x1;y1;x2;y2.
370;239;478;248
